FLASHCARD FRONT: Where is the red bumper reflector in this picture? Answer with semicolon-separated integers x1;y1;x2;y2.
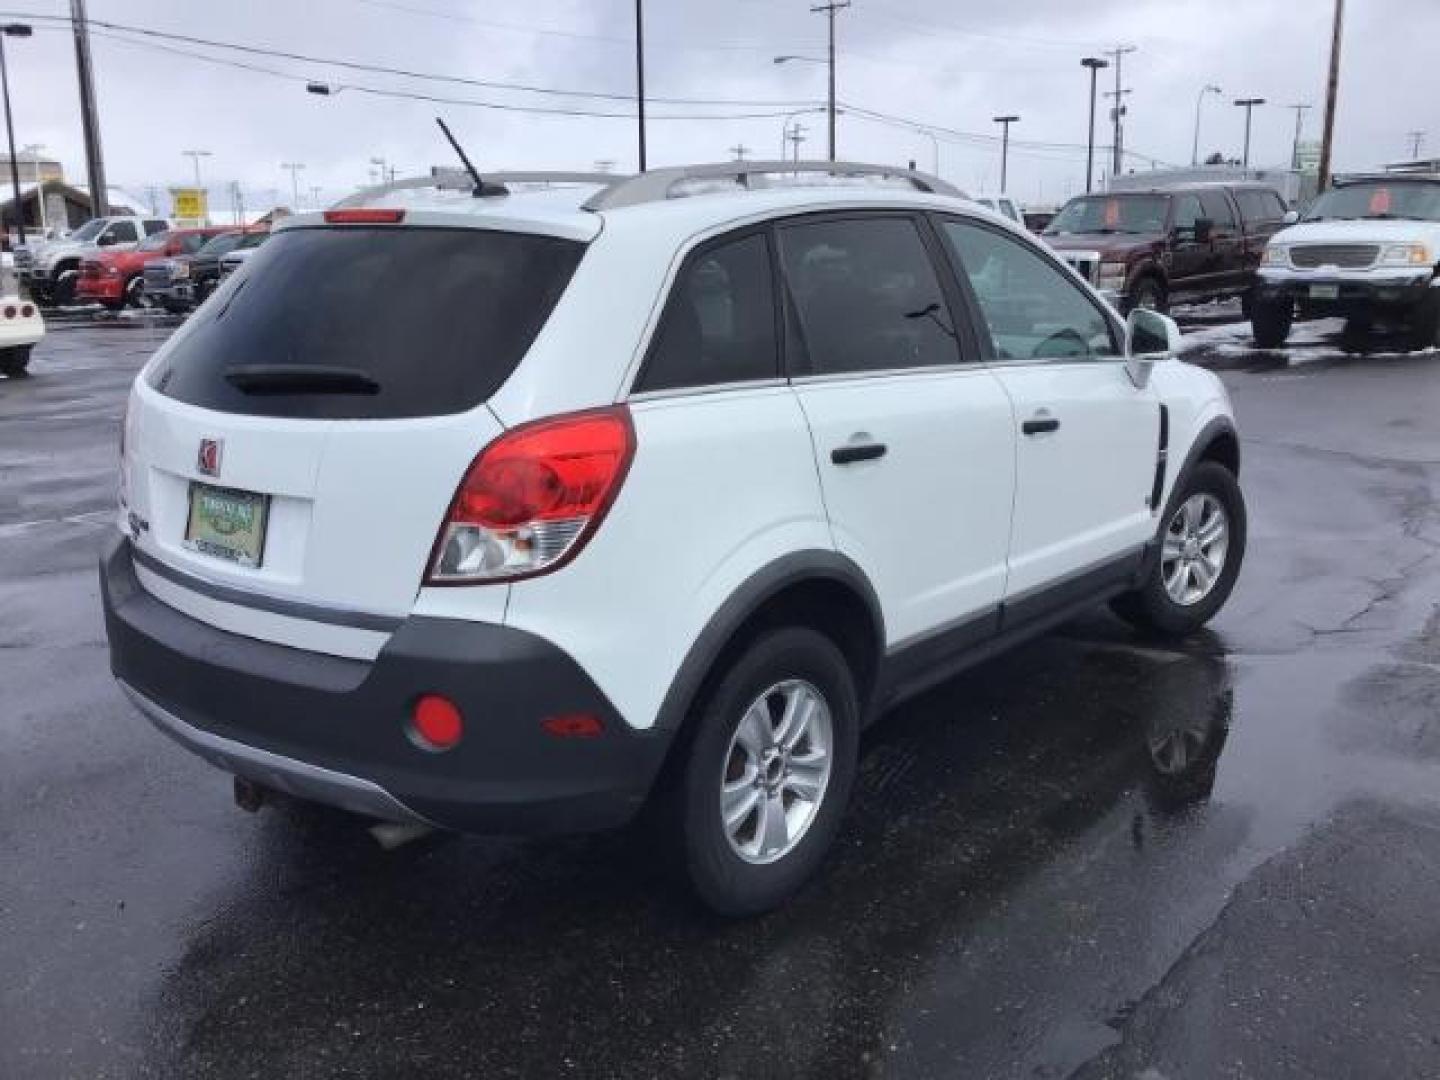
324;208;405;224
410;694;463;751
541;713;604;739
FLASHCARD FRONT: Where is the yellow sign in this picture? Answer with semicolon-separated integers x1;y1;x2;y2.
170;187;208;221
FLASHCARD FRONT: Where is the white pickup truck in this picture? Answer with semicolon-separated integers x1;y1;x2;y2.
1252;173;1440;349
16;215;170;307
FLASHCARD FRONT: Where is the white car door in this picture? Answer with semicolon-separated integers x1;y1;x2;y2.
777;213;1017;651
937;214;1160;609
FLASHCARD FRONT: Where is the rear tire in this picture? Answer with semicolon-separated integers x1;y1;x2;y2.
661;626;859;916
1111;461;1246;638
1126;276;1168;315
1251;299;1293;348
1406;290;1440;351
0;345;32;377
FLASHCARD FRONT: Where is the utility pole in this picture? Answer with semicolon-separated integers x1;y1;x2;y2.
993;115;1019;193
1288;103;1313;169
811;1;849;161
1234;98;1266;167
1318;0;1344;192
281;162;305;208
309;184;322;209
1405;130;1425;161
229;180;244;226
1081;57;1108;193
0;23;31;246
729;143;750;162
786;123;807;163
70;0;108;217
634;0;646;172
1106;44;1136;176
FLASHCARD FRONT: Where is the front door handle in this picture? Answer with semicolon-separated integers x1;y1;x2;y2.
1022;417;1061;436
831;442;887;465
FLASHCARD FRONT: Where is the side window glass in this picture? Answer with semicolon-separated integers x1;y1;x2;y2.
180;234;208;254
777;216;961;375
145;220;169;236
636;233;778;393
1174;195;1203;233
1199;191;1235;230
942;217;1119;362
108;220;138;243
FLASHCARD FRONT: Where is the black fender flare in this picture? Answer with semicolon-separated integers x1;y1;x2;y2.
652;549;885;734
1137;415;1240;582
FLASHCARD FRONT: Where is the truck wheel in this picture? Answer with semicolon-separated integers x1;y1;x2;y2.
1251;299;1293;348
661;626;859;916
1126;277;1168;315
125;276;151;309
52;267;78;307
1406;290;1440;351
0;345;32;378
1111;462;1247;638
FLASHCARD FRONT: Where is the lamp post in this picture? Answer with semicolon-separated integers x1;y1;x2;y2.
0;23;32;246
181;149;210;189
774;53;837;160
993;115;1019;194
281;162;305;209
1234;97;1266;167
1081;57;1109;193
1191;84;1222;165
634;0;646;171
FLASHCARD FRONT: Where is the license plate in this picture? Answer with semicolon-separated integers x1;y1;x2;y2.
1309;284;1340;300
184;482;269;567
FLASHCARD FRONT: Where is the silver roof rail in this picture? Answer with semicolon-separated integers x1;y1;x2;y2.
332;170;633;208
582;159;963;211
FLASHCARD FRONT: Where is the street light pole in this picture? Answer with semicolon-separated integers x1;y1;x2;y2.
1081;57;1108;193
281;162;305;209
634;0;646;172
0;23;31;247
1234;97;1265;167
182;149;210;190
809;1;849;161
993;115;1019;194
1318;0;1344;192
1106;44;1136;176
1191;84;1222;166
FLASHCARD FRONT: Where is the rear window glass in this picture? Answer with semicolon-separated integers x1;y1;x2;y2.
147;227;585;420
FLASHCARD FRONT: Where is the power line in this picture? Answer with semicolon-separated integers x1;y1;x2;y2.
5;10;822;108
853;1;1113;51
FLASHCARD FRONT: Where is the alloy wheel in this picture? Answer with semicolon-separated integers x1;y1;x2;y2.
1161;492;1230;606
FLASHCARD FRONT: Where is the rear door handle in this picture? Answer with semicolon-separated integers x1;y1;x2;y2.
1022;417;1060;436
831;442;887;465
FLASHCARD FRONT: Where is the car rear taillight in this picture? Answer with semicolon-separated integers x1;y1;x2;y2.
323;208;405;224
20;304;33;318
426;407;635;585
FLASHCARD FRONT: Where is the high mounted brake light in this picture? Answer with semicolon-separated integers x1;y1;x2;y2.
323;208;406;224
426;407;635;585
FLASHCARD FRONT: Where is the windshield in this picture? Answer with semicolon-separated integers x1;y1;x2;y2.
137;232;171;252
195;232;244;257
68;219;106;242
1045;195;1171;235
1303;181;1440;222
235;231;268;250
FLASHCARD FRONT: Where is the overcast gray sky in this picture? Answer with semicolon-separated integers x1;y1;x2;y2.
5;0;1436;212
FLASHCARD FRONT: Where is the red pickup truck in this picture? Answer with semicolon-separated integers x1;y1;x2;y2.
77;226;233;310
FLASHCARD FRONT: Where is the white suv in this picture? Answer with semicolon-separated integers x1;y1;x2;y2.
102;162;1246;914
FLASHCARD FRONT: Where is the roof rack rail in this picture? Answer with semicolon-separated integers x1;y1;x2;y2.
332;170;632;209
581;159;963;211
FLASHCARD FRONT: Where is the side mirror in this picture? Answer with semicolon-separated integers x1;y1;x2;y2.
1193;217;1214;243
1282;209;1300;225
1126;308;1182;388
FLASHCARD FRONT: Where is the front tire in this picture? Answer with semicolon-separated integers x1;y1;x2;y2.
1111;461;1246;638
1126;276;1168;315
1251;298;1293;348
663;626;859;916
1406;290;1440;351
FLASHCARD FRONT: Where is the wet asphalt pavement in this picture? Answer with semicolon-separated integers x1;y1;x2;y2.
3;309;1439;1078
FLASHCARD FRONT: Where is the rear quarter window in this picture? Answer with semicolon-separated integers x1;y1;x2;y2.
147;226;584;420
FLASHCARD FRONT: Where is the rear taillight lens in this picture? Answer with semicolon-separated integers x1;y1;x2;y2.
426;407;635;585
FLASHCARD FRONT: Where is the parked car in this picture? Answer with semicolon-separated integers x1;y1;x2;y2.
1043;183;1290;314
1252;173;1440;349
971;193;1025;226
76;227;233;311
216;235;269;280
17;216;170;307
0;260;44;376
143;229;267;315
102;163;1245;915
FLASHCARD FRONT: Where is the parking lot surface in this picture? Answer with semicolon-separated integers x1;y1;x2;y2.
3;314;1439;1078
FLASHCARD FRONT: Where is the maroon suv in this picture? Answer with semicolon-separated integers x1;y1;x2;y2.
1043;183;1291;314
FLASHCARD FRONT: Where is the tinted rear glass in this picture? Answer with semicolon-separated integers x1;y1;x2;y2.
147;226;585;420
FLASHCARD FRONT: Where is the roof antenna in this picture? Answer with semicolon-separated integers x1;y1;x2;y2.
435;117;506;197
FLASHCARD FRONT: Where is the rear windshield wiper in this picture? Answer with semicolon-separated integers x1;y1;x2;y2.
223;364;381;395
